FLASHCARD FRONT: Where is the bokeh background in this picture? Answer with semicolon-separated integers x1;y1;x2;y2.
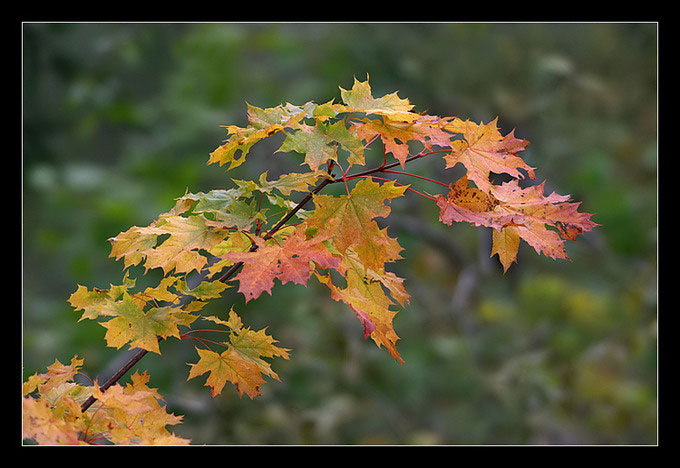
22;22;657;445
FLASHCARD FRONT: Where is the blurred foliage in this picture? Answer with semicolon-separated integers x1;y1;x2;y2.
22;23;657;445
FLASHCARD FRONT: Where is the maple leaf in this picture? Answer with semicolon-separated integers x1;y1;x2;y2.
23;396;87;445
339;75;419;123
93;371;189;445
246;101;315;129
204;230;252;277
304;177;408;271
313;246;409;364
208;124;284;171
208;101;316;171
176;278;230;300
203;308;291;380
490;179;598;240
224;226;340;302
248;170;329;196
443;118;534;192
276;120;365;170
187;309;289;398
139;276;180;304
487;179;598;270
436;175;597;271
23;356;85;396
435;175;524;230
99;292;183;354
108;226;159;270
187;347;265;399
23;358;189;445
143;215;230;274
339;248;410;307
110;214;229;275
317;270;403;364
353;115;454;167
90;380;156;415
490;227;522;272
67;271;136;320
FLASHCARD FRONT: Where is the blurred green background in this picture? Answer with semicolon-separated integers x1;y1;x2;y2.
22;22;657;445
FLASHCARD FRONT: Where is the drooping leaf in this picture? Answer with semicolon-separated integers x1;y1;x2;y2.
435;175;523;230
317;270;403;364
436;175;597;271
490;226;522;272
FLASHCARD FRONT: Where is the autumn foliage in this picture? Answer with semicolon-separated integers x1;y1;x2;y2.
23;77;596;445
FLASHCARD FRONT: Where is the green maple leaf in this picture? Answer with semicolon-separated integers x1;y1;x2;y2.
276;120;365;170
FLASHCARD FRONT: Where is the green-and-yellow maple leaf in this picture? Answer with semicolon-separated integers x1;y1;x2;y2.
339;75;419;123
110;214;229;275
99;292;183;354
187;309;290;398
203;309;291;380
208;101;313;171
276;120;365;170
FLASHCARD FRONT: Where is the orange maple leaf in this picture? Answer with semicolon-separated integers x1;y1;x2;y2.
353;116;454;167
224;226;340;302
436;175;596;271
443;118;534;192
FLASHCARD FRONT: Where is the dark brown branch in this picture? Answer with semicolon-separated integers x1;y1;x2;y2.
80;346;150;412
328;148;445;184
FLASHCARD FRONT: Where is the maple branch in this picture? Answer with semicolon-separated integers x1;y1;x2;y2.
80;346;150;412
381;169;450;189
349;175;438;201
77;151;440;414
330;148;451;184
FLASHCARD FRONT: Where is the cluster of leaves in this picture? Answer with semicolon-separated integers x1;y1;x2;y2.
23;77;595;445
23;356;189;445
